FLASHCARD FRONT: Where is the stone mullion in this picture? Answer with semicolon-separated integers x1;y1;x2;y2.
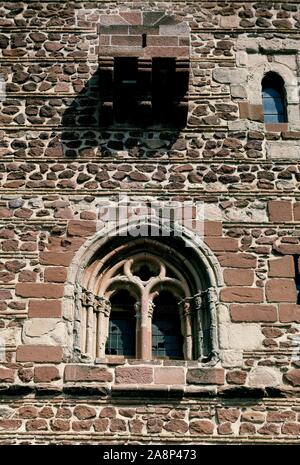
138;291;152;360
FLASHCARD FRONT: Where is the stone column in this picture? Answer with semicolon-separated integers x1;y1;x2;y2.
138;294;153;360
193;293;203;360
95;296;111;358
74;285;83;353
206;287;219;361
83;290;95;356
179;299;193;360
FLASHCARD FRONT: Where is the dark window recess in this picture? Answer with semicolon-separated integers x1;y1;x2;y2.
152;291;183;359
105;290;136;356
152;58;189;127
114;58;138;124
293;255;300;304
262;72;287;124
99;57;189;127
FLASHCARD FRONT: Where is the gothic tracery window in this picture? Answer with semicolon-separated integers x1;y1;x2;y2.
76;238;218;362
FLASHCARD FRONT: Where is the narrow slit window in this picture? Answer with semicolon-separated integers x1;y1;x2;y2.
262;72;287;124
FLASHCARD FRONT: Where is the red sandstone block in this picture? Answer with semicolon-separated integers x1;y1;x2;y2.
44;267;68;283
144;46;189;58
268;201;293;223
224;269;254;286
217;253;257;269
239;101;249;118
230;304;277;322
293;202;300;221
154;367;185;385
204;221;222;237
249;104;264;122
40;251;74;266
268;256;295;278
265;123;288;133
0;367;14;383
111;35;142;46
267;411;296;422
119;12;142;25
28;300;62;318
51;419;70;432
34;366;60;383
26;419;48;431
275;244;300;255
186;368;224;385
115;367;153;384
74;405;96;420
15;283;64;299
94;418;109;432
282;422;300;435
67;220;96;238
0;420;22;431
18;407;38;419
217;408;240;423
220;287;263;303
265;279;297;303
64;365;112;382
284;369;300;387
16;345;63;363
190;420;214;435
279;304;300;323
147;35;179;46
226;370;247;385
0;208;13;218
204;237;239;252
72;420;93;432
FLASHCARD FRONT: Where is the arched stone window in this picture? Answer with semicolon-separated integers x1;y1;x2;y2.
262;72;287;124
72;233;221;364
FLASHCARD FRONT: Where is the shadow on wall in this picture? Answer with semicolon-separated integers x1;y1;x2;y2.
60;63;189;159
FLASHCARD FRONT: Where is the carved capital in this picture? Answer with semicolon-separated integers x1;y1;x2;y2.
95;296;111;317
179;300;192;318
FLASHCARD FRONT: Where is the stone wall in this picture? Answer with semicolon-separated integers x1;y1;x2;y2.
1;0;300;444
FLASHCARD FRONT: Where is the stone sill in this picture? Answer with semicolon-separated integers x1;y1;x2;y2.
95;357;199;367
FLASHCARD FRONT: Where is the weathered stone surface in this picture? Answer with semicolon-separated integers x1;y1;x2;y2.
187;369;224;385
248;367;280;387
34;366;60;383
190;420;214;435
115;367;153;384
64;365;112;382
16;345;63;363
284;369;300;387
74;405;96;420
154;368;185;385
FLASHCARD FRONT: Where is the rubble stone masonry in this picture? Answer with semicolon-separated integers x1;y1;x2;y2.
0;0;300;444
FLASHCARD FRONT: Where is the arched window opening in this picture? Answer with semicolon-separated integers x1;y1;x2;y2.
76;237;220;363
152;291;183;359
262;72;287;123
105;290;136;357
